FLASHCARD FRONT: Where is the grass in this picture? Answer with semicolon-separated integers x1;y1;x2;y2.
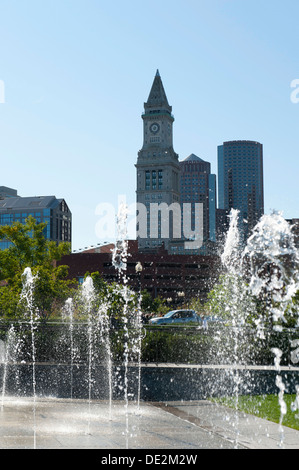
212;394;299;431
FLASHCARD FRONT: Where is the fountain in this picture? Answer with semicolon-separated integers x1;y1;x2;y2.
0;207;298;449
61;298;75;400
242;211;299;446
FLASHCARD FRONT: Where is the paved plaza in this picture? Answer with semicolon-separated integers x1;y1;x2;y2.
0;397;298;449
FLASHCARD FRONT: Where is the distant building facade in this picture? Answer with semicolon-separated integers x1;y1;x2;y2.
217;140;264;240
286;218;299;248
216;208;230;244
0;188;72;250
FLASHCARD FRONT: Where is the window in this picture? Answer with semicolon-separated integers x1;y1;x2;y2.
158;169;163;189
145;171;150;190
152;170;156;189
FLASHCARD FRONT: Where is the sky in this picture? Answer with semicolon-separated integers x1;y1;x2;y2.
0;0;299;251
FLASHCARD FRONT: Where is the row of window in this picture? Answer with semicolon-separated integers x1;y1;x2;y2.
145;194;163;200
145;170;163;190
0;212;71;248
149;136;160;143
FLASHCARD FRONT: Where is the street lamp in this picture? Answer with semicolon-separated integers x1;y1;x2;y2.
135;262;143;274
178;291;185;306
135;262;143;295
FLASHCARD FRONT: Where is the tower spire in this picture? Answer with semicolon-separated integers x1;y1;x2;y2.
145;70;172;113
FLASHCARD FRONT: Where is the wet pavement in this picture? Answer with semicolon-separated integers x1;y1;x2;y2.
0;397;298;449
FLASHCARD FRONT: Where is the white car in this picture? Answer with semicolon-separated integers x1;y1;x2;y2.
149;309;201;325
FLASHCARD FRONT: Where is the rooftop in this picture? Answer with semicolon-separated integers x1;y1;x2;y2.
181;154;206;163
0;195;63;211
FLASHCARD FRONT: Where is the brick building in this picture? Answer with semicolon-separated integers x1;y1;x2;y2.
59;241;220;303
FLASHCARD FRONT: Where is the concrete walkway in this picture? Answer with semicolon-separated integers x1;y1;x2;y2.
154;401;299;450
0;397;298;449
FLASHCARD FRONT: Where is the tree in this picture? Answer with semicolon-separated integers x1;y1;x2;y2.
78;271;138;325
284;289;299;328
140;290;168;317
84;273;169;324
205;272;299;330
0;216;73;321
204;273;257;325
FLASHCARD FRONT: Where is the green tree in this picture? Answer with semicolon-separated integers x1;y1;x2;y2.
88;271;138;324
140;290;168;317
87;273;169;324
0;216;73;321
204;274;257;325
205;273;299;330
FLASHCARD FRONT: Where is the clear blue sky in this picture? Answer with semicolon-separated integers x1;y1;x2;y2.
1;0;298;250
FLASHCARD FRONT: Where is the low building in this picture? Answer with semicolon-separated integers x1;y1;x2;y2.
59;241;220;303
0;186;18;198
0;188;72;249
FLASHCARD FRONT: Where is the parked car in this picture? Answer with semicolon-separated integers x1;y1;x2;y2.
149;309;201;326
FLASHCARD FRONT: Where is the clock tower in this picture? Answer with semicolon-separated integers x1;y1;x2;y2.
136;70;181;252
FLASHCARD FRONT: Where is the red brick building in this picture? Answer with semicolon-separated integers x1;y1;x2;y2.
59;241;220;303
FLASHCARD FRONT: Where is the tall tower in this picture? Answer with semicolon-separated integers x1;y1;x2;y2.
136;70;181;251
180;154;216;246
217;140;264;240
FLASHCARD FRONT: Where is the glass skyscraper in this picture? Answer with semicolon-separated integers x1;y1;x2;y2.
217;140;264;240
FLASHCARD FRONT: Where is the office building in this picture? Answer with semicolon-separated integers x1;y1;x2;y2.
217;140;264;240
180;154;216;247
0;189;72;250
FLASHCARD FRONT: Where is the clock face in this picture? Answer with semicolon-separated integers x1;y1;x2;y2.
150;122;160;134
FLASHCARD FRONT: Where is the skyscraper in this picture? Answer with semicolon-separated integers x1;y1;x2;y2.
217;140;264;240
135;70;181;252
180;154;216;246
